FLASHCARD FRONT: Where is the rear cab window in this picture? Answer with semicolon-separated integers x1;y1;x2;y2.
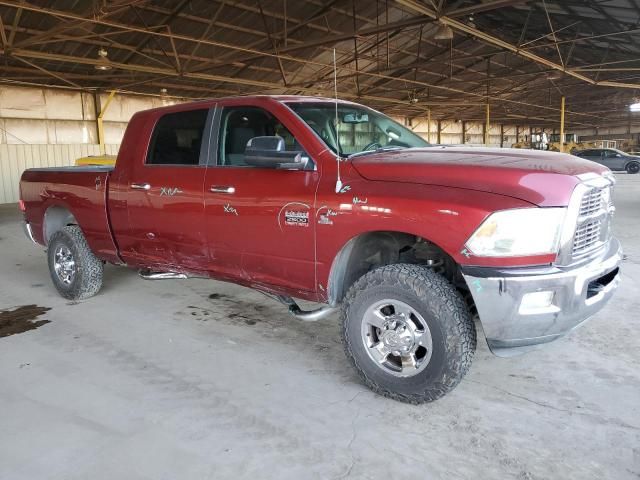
146;109;210;166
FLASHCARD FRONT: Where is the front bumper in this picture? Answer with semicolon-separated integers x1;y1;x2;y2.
462;238;622;357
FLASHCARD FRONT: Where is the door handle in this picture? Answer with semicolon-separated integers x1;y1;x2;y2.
210;185;236;194
131;182;151;191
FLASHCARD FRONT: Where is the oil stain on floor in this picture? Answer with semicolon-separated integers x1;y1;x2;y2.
0;305;51;338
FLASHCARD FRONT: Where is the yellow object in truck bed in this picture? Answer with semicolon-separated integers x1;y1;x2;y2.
75;155;116;166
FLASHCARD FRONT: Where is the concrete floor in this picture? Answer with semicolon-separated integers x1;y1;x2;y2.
1;175;639;480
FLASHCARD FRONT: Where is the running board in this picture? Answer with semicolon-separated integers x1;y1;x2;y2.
138;269;188;280
268;294;338;322
287;302;338;322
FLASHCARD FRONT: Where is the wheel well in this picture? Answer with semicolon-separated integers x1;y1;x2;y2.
43;206;78;245
327;231;469;307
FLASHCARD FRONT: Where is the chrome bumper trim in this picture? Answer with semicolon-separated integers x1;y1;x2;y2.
22;221;37;245
462;238;622;357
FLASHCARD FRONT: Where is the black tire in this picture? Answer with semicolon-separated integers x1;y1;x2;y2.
626;162;640;174
341;264;476;404
47;225;103;300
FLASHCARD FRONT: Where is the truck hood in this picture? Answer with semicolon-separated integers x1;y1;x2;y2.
350;146;609;206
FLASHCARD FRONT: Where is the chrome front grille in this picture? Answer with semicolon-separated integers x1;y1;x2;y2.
571;185;613;257
573;220;602;255
579;188;603;216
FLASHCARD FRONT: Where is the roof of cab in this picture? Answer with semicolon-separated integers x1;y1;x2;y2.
134;94;361;117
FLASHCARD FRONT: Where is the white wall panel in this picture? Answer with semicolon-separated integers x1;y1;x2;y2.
43;90;85;120
0;144;120;204
52;120;98;144
0;86;46;119
4;118;50;144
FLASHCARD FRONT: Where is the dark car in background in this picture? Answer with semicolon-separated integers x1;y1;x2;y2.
574;148;640;174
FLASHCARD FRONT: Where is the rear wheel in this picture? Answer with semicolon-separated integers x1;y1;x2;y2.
47;225;103;300
626;162;640;174
341;264;476;403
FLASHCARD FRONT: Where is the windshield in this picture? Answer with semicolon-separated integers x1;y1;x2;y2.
287;102;430;157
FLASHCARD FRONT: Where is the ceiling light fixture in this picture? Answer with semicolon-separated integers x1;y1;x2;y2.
630;102;640;112
433;23;454;40
467;14;476;28
94;48;112;71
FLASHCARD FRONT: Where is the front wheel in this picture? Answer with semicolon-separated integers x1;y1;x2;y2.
47;225;104;300
626;162;640;174
341;264;476;403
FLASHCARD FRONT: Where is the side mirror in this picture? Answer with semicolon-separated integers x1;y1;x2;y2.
244;136;308;170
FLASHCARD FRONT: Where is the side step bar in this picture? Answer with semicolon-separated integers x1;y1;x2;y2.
139;269;188;280
272;294;338;322
288;304;338;321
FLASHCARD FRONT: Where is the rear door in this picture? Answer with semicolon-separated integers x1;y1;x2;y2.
203;101;319;293
578;149;603;164
118;106;214;272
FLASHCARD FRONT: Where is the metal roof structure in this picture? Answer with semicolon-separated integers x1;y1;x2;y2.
0;0;639;128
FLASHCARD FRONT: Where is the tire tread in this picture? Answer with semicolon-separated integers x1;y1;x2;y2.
47;225;103;300
341;264;476;404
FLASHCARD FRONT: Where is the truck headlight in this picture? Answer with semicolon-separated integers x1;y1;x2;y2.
465;208;566;257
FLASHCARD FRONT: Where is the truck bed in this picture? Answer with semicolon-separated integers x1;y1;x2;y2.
20;167;120;263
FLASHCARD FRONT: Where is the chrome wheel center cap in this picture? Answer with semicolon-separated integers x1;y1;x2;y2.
382;319;415;354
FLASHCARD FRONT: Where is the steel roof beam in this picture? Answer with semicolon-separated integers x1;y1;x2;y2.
395;0;640;89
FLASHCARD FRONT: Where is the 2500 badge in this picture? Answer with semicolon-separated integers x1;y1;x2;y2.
284;210;309;227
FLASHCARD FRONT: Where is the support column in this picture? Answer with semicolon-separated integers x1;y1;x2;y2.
437;119;442;145
427;108;431;143
97;90;117;155
559;95;565;153
484;103;490;146
461;121;466;144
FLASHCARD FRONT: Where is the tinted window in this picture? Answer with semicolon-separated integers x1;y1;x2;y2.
604;149;622;158
578;150;595;157
147;109;209;165
218;107;301;167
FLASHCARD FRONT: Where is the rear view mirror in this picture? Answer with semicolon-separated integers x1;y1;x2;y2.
244;136;309;170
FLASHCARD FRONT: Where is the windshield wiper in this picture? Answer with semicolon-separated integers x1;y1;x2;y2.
348;146;406;158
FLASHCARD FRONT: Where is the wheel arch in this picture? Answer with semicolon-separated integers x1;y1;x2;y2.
625;159;640;171
43;204;79;245
326;230;463;307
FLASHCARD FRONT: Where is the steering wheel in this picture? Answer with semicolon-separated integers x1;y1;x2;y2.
363;141;382;151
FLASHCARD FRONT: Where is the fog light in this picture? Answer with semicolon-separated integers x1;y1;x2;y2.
519;291;556;314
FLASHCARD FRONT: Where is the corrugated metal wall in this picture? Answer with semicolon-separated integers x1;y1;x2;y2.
0;85;180;145
0;144;119;204
0;85;172;204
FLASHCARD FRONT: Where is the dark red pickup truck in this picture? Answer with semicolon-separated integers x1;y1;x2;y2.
19;95;622;403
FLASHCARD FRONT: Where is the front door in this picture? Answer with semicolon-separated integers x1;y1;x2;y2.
118;106;213;272
203;103;319;294
602;149;627;170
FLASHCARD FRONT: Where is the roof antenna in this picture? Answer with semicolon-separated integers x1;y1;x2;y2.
333;48;343;194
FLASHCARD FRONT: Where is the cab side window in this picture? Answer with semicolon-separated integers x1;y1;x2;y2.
146;109;209;166
218;107;306;167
